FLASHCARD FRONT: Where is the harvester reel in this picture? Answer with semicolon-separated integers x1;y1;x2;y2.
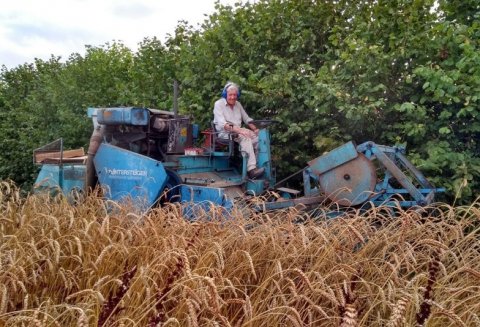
318;153;376;206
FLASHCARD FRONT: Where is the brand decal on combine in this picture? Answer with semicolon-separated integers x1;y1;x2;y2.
103;167;147;179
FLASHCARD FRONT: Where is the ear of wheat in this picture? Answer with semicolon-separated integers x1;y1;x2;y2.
0;182;478;326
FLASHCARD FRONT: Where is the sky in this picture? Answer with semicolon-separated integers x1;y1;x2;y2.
0;0;240;69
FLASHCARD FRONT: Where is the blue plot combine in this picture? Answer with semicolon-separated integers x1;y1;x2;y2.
33;107;443;216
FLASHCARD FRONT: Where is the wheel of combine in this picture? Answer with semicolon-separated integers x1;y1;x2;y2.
161;168;182;203
318;153;376;206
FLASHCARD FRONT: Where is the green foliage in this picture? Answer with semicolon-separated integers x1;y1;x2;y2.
408;17;480;201
0;0;479;203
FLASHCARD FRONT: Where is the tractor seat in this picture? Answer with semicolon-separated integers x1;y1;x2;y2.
213;122;238;153
215;135;233;147
201;123;237;155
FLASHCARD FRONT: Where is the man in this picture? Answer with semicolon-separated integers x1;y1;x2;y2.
213;82;265;179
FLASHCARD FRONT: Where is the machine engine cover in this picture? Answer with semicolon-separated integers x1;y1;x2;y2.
318;153;376;206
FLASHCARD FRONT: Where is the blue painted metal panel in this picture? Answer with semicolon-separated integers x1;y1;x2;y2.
97;107;150;126
62;165;87;192
257;129;275;186
180;185;228;204
87;107;97;118
180;185;233;220
308;141;358;175
94;143;167;210
371;200;424;208
303;168;320;197
191;124;199;139
370;145;427;204
35;164;61;192
246;179;265;196
175;156;231;174
34;164;86;196
214;170;243;184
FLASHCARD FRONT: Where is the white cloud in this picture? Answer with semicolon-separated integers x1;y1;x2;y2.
0;0;240;69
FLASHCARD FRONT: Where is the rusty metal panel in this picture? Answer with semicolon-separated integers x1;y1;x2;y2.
167;118;192;153
318;153;376;206
180;171;243;188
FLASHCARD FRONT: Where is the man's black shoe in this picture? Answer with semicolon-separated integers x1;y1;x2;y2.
248;167;265;179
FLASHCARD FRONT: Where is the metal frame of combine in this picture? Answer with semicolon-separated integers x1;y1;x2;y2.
33;107;443;216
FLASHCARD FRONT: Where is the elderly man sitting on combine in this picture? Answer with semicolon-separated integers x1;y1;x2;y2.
213;82;264;179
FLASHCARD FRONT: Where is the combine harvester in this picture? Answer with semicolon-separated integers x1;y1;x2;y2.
33;107;443;217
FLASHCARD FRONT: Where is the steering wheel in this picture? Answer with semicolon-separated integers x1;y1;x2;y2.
249;119;279;129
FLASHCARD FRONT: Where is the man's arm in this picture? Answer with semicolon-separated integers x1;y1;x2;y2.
247;122;259;134
239;103;258;134
213;100;228;132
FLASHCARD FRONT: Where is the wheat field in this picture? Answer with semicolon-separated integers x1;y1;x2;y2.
0;182;479;327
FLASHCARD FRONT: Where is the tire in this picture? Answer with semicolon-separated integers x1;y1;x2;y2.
161;168;182;204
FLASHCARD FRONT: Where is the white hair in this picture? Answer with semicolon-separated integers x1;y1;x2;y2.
224;82;239;93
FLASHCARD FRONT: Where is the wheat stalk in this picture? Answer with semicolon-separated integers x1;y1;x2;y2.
1;185;479;326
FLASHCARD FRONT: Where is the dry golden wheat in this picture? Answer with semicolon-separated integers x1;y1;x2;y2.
0;182;479;326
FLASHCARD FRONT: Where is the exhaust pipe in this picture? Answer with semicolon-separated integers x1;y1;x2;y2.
85;112;105;192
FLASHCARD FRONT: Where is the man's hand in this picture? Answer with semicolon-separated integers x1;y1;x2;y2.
247;123;259;136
